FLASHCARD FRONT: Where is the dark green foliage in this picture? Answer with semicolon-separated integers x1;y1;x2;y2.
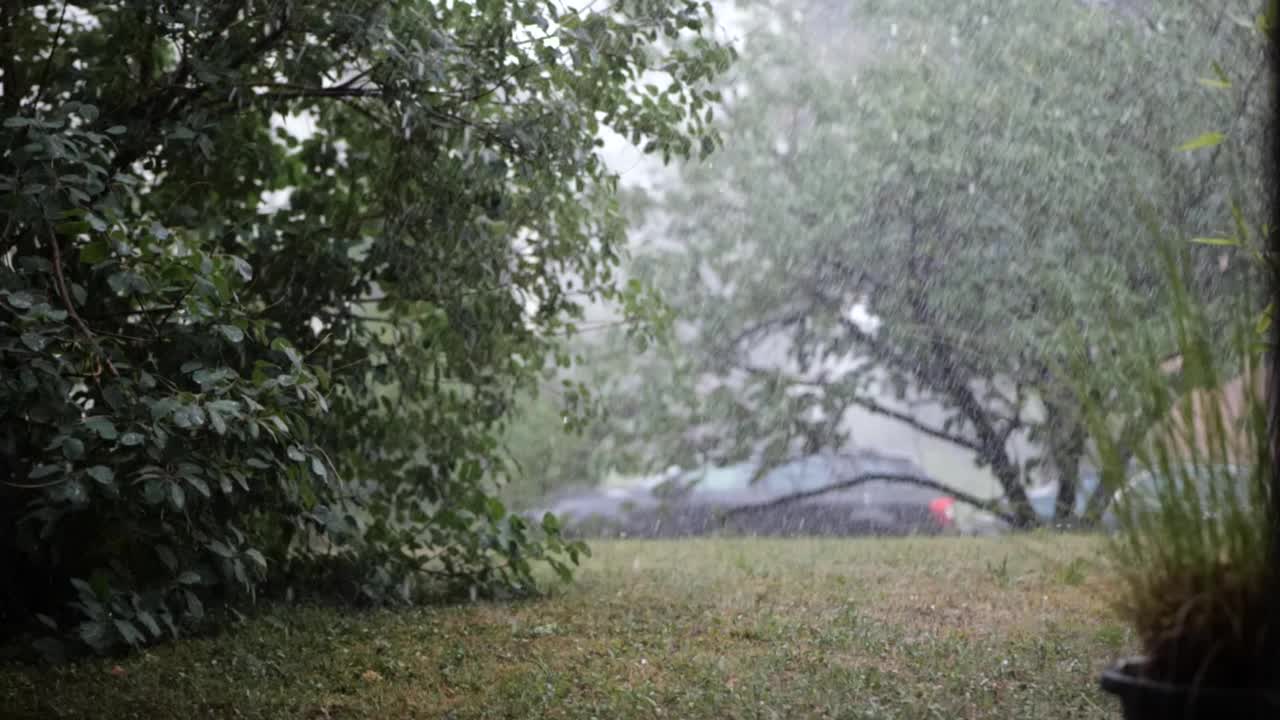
0;0;732;656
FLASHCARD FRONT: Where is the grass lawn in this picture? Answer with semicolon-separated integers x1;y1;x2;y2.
1;535;1132;719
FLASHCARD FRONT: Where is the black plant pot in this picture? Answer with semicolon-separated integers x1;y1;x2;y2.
1099;657;1280;719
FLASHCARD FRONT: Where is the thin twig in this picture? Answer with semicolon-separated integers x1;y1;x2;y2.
31;0;69;110
721;471;1019;526
47;226;118;376
4;474;71;490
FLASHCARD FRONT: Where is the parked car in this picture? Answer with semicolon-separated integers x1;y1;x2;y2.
1102;463;1255;530
526;451;957;539
959;464;1254;534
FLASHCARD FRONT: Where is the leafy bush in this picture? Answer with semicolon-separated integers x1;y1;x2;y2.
1;0;732;657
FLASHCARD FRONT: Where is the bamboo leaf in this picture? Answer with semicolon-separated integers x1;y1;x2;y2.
1176;132;1225;151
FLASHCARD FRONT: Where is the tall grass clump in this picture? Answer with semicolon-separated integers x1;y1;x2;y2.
1080;242;1274;690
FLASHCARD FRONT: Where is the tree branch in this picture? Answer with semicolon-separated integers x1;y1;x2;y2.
31;0;68;110
47;226;118;377
251;85;383;99
844;392;984;453
721;470;1019;527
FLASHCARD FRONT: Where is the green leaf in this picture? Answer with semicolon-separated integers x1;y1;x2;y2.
106;125;127;135
55;221;89;240
20;332;48;352
69;578;95;598
7;291;34;309
310;455;327;478
86;465;114;485
135;611;162;639
169;482;185;510
143;479;166;505
61;437;85;460
244;548;268;570
230;256;253;281
173;405;206;429
78;622;110;652
209;410;227;436
29;464;62;480
207;540;235;558
106;271;148;296
192;368;232;387
184;590;204;620
185;474;211;498
218;324;245;343
114;619;146;648
541;512;561;534
84;416;119;440
79;240;110;265
1256;302;1273;337
120;432;145;446
1176;132;1225;152
155;545;178;571
177;571;201;585
1189;236;1238;246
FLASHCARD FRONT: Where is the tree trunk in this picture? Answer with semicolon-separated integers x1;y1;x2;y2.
1054;422;1086;524
1265;13;1279;659
978;448;1030;527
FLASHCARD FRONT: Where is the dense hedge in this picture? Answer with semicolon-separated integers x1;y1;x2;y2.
0;0;732;658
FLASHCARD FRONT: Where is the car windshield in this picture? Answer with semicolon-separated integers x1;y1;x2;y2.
1122;464;1255;504
677;457;840;497
761;456;841;493
677;463;754;495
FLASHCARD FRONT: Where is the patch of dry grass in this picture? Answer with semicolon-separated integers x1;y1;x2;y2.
0;535;1132;719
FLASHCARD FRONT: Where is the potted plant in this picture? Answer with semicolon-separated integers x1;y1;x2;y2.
1086;264;1277;717
1076;2;1278;714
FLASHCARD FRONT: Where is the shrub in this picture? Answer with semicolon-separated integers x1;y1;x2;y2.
0;0;732;658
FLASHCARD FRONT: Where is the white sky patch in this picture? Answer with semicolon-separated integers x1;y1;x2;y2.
271;110;319;146
258;187;294;215
596;125;678;193
846;302;882;335
35;3;102;30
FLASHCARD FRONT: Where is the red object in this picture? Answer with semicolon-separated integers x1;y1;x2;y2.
929;497;956;527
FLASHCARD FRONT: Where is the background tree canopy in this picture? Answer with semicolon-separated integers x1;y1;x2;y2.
0;0;732;656
520;0;1270;525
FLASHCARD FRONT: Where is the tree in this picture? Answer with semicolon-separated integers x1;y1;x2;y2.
0;0;733;654
611;0;1269;525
